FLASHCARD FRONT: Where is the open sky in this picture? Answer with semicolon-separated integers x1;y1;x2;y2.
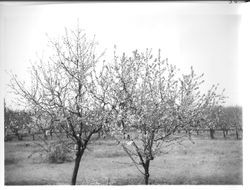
0;2;242;107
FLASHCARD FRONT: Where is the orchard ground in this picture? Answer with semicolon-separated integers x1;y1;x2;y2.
5;132;242;185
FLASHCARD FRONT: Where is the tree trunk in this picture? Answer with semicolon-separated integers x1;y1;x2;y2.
17;133;23;141
98;131;101;139
196;129;199;135
43;130;47;140
144;160;150;185
50;130;53;140
32;133;35;141
71;146;85;185
209;128;215;139
223;129;226;139
236;128;239;140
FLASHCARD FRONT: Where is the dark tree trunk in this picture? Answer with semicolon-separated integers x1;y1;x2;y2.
32;133;35;141
71;146;85;185
43;130;47;140
17;133;23;141
50;130;53;140
70;126;97;185
236;128;239;140
4;129;7;141
196;129;199;135
14;130;22;141
144;160;150;185
209;128;215;139
98;131;101;139
223;129;226;139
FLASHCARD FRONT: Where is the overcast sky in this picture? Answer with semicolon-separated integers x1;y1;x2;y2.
0;2;242;107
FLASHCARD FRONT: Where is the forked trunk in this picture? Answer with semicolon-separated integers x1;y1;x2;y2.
70;128;96;185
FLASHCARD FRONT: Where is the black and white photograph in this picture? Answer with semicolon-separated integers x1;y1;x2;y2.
1;1;249;187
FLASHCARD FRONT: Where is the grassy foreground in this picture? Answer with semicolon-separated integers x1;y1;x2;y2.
5;138;242;185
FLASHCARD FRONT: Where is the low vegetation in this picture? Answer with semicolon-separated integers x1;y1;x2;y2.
5;137;242;185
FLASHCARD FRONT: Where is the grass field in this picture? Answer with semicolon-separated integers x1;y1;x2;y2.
5;137;242;185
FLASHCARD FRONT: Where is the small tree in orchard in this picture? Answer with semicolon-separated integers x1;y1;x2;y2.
199;87;226;139
9;26;106;185
216;107;230;138
94;48;226;184
29;109;54;140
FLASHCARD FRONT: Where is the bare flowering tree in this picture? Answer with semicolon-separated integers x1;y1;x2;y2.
93;48;226;184
9;26;106;185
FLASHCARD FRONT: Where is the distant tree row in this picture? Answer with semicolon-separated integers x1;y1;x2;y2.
4;100;32;141
217;106;242;139
4;103;242;141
